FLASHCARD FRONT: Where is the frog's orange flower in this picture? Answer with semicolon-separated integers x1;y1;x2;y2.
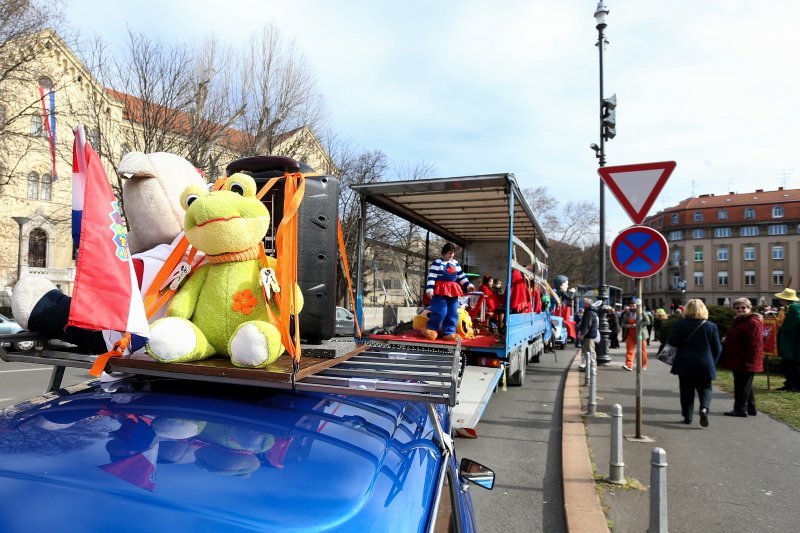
232;289;258;315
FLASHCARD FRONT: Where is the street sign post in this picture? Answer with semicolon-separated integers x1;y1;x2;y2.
598;161;676;225
610;225;667;443
609;226;668;279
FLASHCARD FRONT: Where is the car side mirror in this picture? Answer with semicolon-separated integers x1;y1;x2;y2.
460;458;495;490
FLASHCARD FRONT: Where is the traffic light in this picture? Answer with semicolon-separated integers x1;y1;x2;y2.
602;93;616;141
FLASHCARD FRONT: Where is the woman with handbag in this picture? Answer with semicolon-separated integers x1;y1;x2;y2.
668;299;722;427
721;298;764;417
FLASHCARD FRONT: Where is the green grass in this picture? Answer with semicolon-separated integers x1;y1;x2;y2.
715;366;800;429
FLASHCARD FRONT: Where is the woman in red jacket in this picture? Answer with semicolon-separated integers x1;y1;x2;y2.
721;297;764;417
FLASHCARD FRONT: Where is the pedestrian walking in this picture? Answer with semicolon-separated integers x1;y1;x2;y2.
720;298;764;416
621;300;649;371
577;298;599;371
774;288;800;391
644;307;654;345
608;306;620;349
668;299;722;427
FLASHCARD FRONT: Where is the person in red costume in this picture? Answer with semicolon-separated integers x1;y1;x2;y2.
479;275;504;333
509;268;532;314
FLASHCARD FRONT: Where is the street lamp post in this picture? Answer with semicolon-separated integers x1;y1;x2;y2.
12;216;31;282
594;1;612;363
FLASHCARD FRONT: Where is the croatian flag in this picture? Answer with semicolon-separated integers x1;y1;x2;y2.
68;125;149;340
38;85;58;180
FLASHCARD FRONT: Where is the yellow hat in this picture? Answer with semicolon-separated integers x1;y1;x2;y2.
774;288;799;302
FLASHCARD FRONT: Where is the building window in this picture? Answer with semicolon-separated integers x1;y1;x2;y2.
713;227;732;238
88;127;100;150
693;211;703;222
773;270;785;286
671;250;681;264
741;226;759;237
717;247;729;261
772;205;784;218
694;272;704;286
657;217;663;228
668;231;683;241
692;228;704;239
768;224;788;235
31;113;44;136
27;228;47;268
671;213;678;225
744;247;756;261
27;171;39;199
717;271;728;286
717;209;728;220
744;207;755;219
772;246;784;260
694;247;703;261
40;173;52;201
671;274;681;288
744;270;756;286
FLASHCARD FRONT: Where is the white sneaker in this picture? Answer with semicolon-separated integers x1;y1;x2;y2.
622;364;632;371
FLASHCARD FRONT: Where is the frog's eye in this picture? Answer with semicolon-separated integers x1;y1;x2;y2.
229;181;245;196
180;184;208;211
223;173;256;197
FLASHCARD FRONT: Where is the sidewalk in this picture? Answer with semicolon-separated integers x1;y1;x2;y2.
583;346;799;532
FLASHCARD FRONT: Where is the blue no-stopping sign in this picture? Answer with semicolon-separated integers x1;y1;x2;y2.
610;226;668;278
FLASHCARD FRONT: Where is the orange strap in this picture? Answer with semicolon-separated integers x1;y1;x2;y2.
89;333;131;377
275;172;305;362
337;219;361;338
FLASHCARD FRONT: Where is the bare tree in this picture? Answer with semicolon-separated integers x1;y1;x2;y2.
111;29;195;154
235;25;327;158
183;36;247;180
0;0;65;187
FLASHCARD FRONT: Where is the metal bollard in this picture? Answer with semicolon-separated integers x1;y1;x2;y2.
608;404;625;484
649;447;668;533
588;357;597;415
584;353;591;386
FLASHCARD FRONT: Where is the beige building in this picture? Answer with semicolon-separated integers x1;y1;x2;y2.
0;30;331;311
641;187;800;310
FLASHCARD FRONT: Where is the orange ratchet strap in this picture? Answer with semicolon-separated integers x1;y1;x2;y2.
337;219;362;338
89;333;131;377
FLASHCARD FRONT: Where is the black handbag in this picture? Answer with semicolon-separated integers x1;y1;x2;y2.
658;320;706;365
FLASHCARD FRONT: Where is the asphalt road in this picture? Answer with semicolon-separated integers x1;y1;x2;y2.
457;348;571;533
0;360;89;409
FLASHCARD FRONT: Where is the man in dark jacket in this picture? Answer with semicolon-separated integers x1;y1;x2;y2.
577;298;599;371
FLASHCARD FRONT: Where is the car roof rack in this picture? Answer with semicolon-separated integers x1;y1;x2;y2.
0;333;461;406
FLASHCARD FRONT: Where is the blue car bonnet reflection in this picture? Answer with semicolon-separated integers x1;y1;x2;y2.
0;379;443;532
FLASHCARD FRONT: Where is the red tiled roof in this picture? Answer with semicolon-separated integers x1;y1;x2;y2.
645;187;800;226
105;89;302;153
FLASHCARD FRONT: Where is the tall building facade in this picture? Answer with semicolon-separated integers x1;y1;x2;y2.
641;187;800;310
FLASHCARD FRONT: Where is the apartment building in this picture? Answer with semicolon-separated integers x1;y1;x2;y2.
641;187;800;310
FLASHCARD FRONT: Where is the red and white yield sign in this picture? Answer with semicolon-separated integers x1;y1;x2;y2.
598;161;676;225
610;226;668;278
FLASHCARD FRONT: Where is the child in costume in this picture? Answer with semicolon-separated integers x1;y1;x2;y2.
421;243;474;341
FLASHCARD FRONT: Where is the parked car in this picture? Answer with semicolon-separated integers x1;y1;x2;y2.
549;316;567;350
335;306;355;336
0;374;494;532
0;313;35;351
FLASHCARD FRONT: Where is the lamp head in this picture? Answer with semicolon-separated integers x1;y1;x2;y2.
594;1;609;28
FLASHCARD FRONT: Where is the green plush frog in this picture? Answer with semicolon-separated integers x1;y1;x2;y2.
146;173;300;368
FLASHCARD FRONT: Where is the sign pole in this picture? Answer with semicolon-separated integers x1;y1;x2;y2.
635;278;644;438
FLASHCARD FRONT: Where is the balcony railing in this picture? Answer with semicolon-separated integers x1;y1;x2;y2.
21;267;76;283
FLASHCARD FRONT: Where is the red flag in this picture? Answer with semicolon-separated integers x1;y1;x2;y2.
67;125;149;339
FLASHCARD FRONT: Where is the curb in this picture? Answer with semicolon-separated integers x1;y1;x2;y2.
562;351;610;533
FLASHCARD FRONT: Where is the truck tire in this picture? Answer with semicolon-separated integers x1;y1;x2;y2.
507;348;525;387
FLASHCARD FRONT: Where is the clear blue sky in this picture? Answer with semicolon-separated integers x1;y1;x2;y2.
65;0;800;238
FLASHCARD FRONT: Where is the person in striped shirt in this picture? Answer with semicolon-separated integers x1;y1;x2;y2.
421;242;474;341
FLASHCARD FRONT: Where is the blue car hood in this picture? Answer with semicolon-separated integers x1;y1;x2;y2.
0;379;444;532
